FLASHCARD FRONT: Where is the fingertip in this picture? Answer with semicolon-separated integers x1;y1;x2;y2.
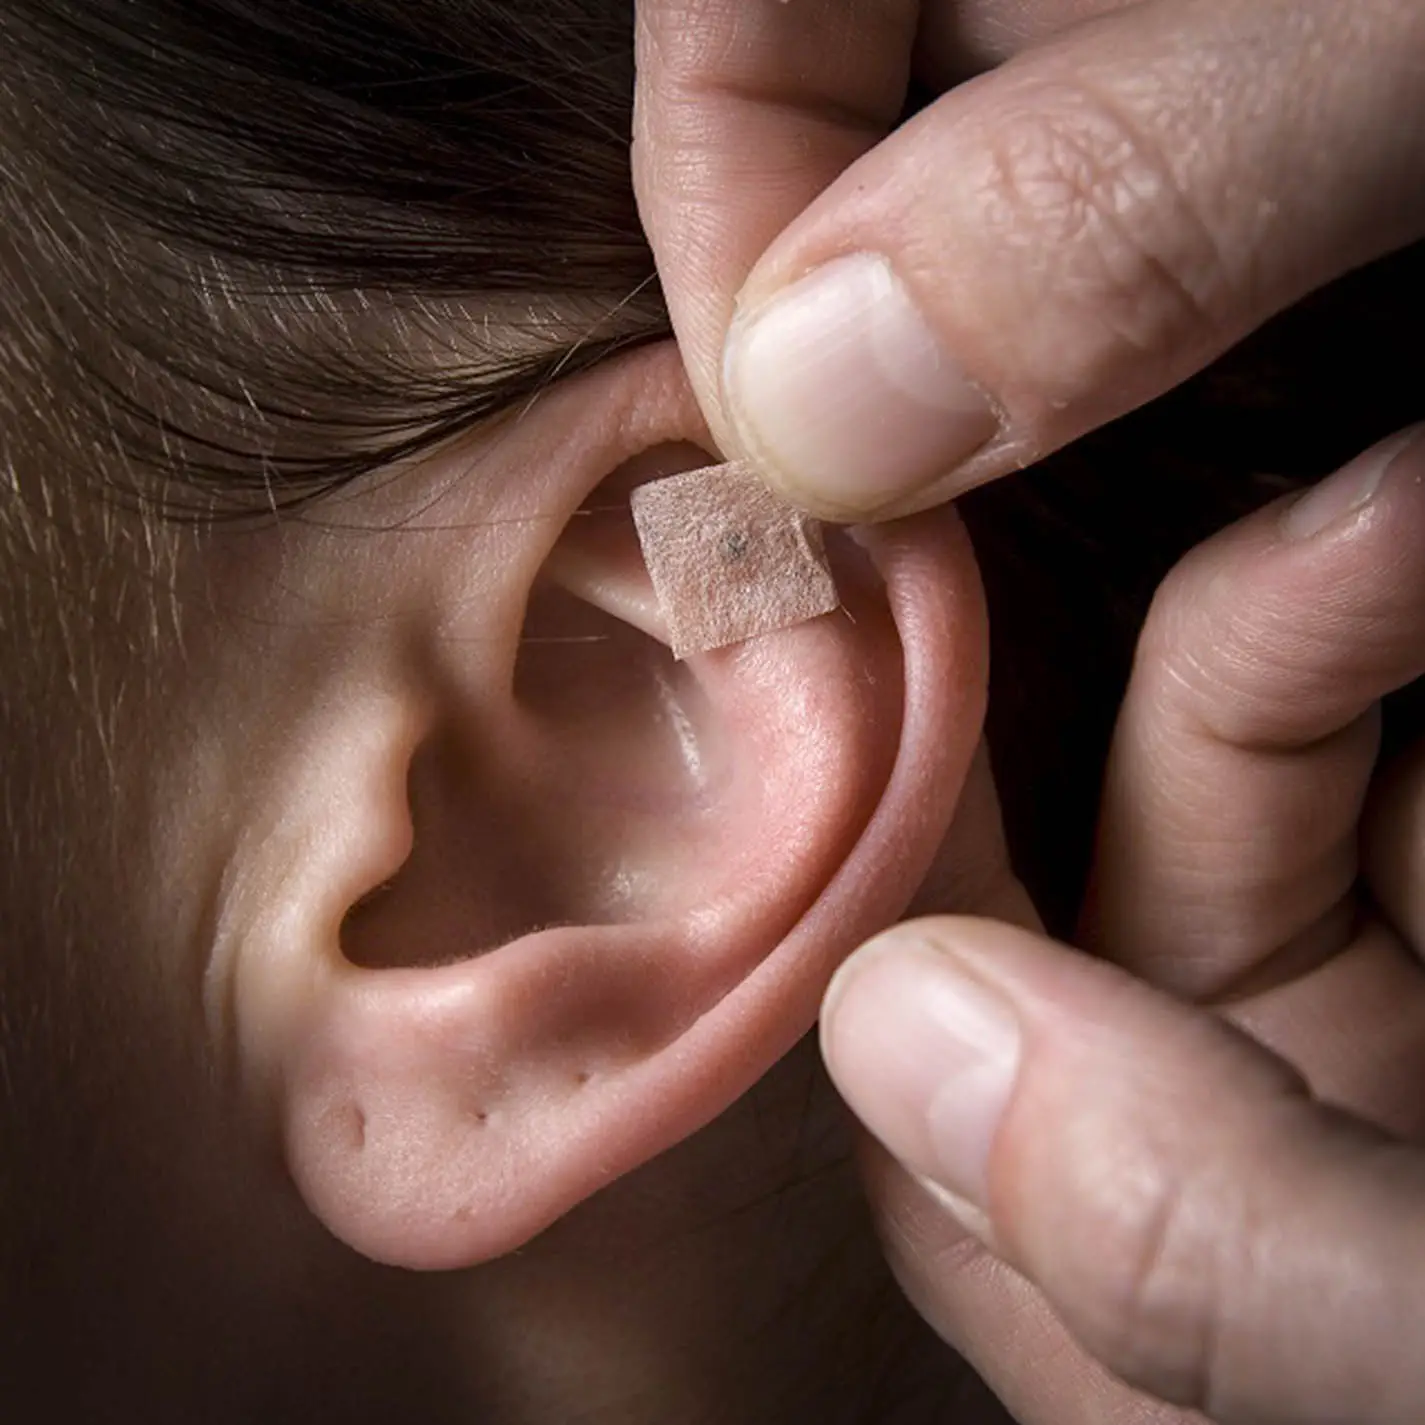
1280;424;1425;543
820;926;1021;1210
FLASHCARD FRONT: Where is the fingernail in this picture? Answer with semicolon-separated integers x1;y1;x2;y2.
821;934;1020;1207
913;1174;997;1245
723;254;1000;518
1281;424;1425;541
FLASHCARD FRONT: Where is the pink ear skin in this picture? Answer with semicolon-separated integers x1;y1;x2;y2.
227;352;987;1270
283;508;983;1269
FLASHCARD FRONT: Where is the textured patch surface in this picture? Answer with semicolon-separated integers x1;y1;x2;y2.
630;460;840;659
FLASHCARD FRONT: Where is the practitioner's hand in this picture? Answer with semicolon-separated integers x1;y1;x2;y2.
820;425;1425;1424
633;0;1425;520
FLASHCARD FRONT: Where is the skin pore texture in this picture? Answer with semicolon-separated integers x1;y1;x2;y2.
0;338;1001;1422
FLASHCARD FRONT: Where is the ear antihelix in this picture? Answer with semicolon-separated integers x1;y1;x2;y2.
343;455;763;974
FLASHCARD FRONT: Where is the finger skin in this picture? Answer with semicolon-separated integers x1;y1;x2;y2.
631;0;1144;451
1084;427;1425;998
850;425;1425;1424
838;919;1425;1425
1366;739;1425;953
862;1139;1198;1425
916;0;1142;78
631;0;919;447
727;0;1425;517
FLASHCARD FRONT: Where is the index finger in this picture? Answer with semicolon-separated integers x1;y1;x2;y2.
631;0;918;448
1084;428;1425;1002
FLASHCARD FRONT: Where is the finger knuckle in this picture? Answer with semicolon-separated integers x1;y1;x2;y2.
972;79;1236;397
641;0;912;128
1139;564;1373;751
1136;577;1266;740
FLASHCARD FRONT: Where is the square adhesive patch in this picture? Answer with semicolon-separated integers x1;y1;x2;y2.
630;459;840;659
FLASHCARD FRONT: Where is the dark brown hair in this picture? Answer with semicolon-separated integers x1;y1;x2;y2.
1;0;666;511
3;0;1423;918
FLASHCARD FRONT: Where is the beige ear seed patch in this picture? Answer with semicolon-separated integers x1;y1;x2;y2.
630;459;840;660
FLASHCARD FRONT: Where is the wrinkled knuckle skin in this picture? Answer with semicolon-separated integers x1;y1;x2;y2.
1130;571;1235;741
1136;559;1389;751
1078;1164;1223;1412
973;79;1234;395
1134;561;1270;748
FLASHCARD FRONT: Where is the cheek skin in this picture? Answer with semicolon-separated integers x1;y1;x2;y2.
0;500;346;1394
0;456;576;1409
0;381;563;1379
0;349;681;1193
0;346;665;1217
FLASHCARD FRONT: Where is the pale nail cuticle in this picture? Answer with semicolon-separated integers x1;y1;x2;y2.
921;976;1020;1206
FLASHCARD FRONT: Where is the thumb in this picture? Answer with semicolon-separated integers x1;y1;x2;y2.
820;918;1425;1424
722;0;1425;520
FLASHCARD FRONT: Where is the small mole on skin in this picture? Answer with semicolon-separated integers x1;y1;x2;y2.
350;1106;367;1150
720;530;749;563
574;1070;592;1087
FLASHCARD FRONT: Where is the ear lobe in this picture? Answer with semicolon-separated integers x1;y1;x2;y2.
259;469;986;1271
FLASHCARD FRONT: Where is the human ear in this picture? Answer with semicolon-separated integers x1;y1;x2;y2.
213;345;987;1270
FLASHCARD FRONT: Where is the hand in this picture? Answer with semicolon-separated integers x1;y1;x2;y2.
633;0;1425;520
818;424;1425;1424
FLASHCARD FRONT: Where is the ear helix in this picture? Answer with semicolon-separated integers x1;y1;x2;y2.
258;446;984;1272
